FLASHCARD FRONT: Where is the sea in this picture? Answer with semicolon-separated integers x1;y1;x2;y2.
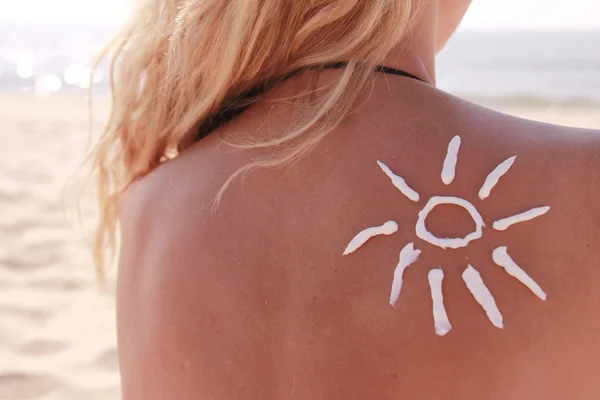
1;23;599;106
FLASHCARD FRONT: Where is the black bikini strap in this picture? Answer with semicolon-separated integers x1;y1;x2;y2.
323;61;424;82
374;65;424;82
196;62;424;140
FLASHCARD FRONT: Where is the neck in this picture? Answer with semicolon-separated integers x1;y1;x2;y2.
381;2;438;86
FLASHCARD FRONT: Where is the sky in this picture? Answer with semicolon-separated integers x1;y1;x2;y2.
0;0;599;30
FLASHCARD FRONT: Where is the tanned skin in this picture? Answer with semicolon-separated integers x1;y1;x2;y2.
116;2;600;399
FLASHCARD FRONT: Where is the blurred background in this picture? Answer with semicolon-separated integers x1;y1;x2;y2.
0;1;598;399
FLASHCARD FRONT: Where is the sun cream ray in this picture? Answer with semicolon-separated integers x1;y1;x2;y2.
390;243;421;307
492;247;546;300
462;265;503;329
478;156;517;200
377;161;420;202
492;206;550;231
343;221;398;255
428;269;452;336
441;135;461;185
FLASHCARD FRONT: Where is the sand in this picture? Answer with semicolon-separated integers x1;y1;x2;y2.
0;93;119;400
0;92;598;400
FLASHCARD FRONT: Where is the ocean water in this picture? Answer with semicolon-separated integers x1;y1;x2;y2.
437;30;600;106
1;24;599;106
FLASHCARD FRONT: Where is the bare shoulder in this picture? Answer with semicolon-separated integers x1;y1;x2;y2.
116;144;294;399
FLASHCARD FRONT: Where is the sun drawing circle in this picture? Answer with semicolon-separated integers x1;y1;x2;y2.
415;196;485;250
343;135;551;336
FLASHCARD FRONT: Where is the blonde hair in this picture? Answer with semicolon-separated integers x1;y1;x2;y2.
88;0;419;281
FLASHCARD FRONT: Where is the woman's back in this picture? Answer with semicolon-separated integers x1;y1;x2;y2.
117;74;600;399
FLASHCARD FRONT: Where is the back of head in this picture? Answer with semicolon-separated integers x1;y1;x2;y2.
88;0;431;278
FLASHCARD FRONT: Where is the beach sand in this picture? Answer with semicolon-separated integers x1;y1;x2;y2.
0;92;598;400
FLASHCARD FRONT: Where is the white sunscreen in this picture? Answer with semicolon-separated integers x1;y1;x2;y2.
478;156;517;200
428;269;452;336
343;221;398;256
492;246;546;300
441;135;461;185
493;206;550;231
415;196;485;249
462;265;503;329
377;161;420;202
390;243;421;307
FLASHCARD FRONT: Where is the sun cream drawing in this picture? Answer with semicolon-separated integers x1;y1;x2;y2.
343;221;398;255
343;136;550;336
493;206;550;231
377;161;420;202
462;266;504;329
390;243;421;307
416;196;484;249
478;156;516;200
441;135;461;185
428;269;452;336
492;246;546;300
